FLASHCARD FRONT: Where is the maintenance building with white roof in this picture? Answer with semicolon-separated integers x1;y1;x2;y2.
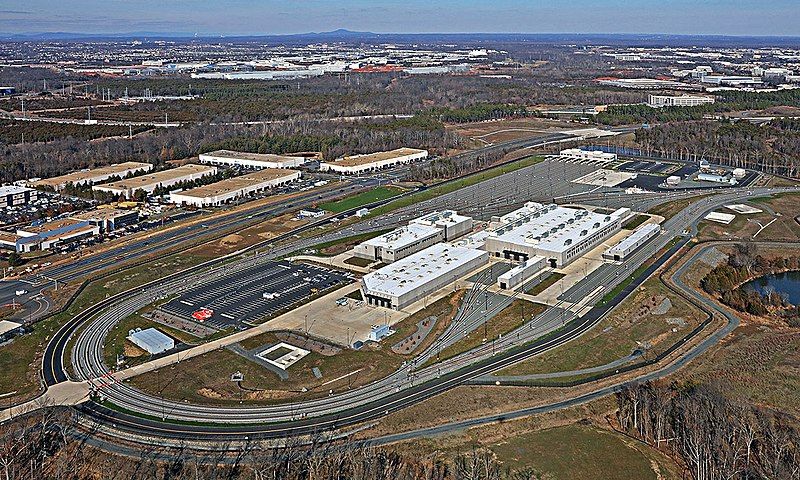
484;202;628;268
603;223;661;261
354;223;444;263
409;210;473;240
320;148;428;175
361;243;489;310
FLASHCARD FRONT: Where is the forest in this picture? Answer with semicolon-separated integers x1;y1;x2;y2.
634;119;800;177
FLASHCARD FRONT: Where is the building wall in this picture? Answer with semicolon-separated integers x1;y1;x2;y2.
320;150;428;174
0;188;37;208
498;256;547;290
353;228;444;262
93;167;218;199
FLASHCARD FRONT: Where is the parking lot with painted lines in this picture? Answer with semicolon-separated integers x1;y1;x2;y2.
158;260;352;329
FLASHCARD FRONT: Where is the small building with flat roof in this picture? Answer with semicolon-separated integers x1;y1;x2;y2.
92;164;217;199
126;327;174;355
169;168;300;207
69;209;139;233
199;149;308;169
361;243;489;310
320;148;428;174
603;223;661;261
32;162;153;190
354;223;444;263
497;256;547;290
409;210;473;240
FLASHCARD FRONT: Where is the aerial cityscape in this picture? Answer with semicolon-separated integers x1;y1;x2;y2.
0;1;799;479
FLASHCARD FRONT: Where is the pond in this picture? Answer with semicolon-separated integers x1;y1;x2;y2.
743;271;800;305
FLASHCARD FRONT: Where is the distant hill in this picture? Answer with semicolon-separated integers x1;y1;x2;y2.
1;30;800;48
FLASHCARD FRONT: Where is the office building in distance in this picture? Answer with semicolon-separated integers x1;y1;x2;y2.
595;77;688;89
32;162;153;190
354;210;472;262
198;150;308;169
360;243;489;310
0;185;38;208
647;94;715;108
603;223;661;261
169;168;300;207
484;202;628;268
559;148;617;162
320;148;428;175
92;164;217;199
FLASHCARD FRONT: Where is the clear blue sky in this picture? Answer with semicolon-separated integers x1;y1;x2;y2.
1;0;798;36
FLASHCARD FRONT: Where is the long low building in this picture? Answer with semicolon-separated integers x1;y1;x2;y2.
92;164;218;199
15;218;100;252
126;327;174;355
32;162;153;190
559;148;617;162
361;243;489;310
169;168;300;207
0;185;38;208
484;202;628;268
497;256;547;290
320;148;428;175
199;150;308;169
647;94;715;108
603;223;661;261
354;210;473;262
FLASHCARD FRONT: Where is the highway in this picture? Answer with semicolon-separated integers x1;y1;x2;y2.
50;166;796;445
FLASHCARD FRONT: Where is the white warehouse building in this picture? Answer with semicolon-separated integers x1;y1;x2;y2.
354;210;472;262
198;149;308;169
320;148;428;175
361;243;489;310
483;202;629;268
169;168;300;207
354;223;445;263
603;223;661;261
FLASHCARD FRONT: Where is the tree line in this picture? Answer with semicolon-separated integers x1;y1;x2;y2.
616;381;800;480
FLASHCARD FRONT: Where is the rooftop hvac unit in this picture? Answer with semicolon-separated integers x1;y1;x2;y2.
594;222;600;228
581;230;588;236
565;239;572;245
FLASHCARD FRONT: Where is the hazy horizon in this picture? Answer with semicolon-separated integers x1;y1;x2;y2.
1;0;798;37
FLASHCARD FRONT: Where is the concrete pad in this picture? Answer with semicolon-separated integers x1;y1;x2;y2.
0;320;21;336
289;251;371;274
705;211;736;224
573;169;635;187
0;381;90;423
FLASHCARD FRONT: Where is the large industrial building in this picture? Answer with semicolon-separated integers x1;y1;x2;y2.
198;150;308;169
169;168;300;207
320;148;428;175
92;164;218;199
360;243;489;310
354;210;472;262
0;185;38;208
32;162;153;190
483;202;628;268
647;94;715;108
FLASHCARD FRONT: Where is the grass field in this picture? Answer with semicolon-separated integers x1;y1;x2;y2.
319;186;405;213
0;253;207;403
426;299;544;366
129;291;465;405
497;274;706;377
304;229;392;257
489;424;667;479
623;214;650;230
527;272;565;296
647;194;709;220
